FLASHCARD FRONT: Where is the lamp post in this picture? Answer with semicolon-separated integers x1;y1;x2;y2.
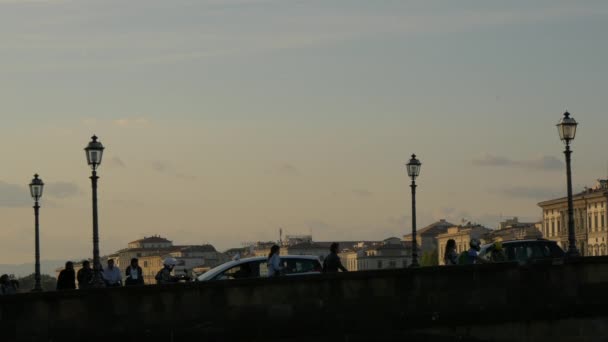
85;135;106;286
29;174;44;291
557;112;579;257
406;154;421;267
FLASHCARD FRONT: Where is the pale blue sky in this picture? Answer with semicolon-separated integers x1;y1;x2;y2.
1;0;607;264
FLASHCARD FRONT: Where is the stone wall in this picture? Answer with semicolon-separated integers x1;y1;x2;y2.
3;257;608;341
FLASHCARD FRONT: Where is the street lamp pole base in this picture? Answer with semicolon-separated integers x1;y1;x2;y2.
566;248;580;258
89;271;106;288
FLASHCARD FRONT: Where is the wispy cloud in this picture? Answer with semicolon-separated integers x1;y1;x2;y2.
107;157;126;168
493;186;561;200
352;189;373;198
112;117;150;127
472;154;563;171
0;181;30;207
45;182;82;198
149;161;197;180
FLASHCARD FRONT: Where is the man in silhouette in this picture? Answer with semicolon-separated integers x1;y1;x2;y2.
323;243;348;273
77;260;93;289
56;261;76;290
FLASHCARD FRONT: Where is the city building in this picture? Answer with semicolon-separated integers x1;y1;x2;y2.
538;179;608;256
485;217;542;242
403;219;456;254
436;223;493;265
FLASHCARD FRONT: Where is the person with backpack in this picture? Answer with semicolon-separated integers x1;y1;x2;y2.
458;239;488;265
323;242;348;272
155;257;179;284
267;245;283;277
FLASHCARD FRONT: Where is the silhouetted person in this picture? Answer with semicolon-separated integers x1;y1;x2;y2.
56;261;76;290
102;259;122;287
323;243;348;273
267;245;283;277
155;258;179;284
125;258;144;286
77;260;93;289
0;274;18;295
444;239;458;265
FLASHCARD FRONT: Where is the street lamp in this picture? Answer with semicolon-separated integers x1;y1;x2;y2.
406;154;421;267
557;112;579;257
29;174;44;291
85;135;106;286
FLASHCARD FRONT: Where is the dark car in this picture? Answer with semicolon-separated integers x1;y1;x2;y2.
479;239;565;265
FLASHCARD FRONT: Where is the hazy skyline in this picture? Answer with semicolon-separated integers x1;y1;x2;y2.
1;0;608;264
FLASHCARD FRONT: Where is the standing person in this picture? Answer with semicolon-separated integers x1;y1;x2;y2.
443;239;458;265
56;261;76;290
155;257;179;284
267;245;283;277
323;242;348;273
125;258;144;286
77;260;93;289
490;241;507;263
102;259;122;287
1;274;18;295
459;239;488;265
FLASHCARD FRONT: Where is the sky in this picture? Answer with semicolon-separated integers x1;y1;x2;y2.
1;0;607;265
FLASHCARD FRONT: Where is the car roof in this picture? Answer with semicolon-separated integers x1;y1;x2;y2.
197;255;321;281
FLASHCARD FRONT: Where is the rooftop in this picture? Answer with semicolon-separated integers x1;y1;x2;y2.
129;235;172;244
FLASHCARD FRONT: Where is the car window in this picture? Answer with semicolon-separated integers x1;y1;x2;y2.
259;261;269;278
548;243;566;257
282;259;320;274
214;261;260;280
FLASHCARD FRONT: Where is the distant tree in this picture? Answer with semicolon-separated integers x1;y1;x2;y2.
421;250;439;267
17;273;57;292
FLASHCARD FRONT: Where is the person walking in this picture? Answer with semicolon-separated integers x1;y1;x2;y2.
323;242;348;273
56;261;76;290
155;257;179;284
443;239;458;265
267;245;283;277
102;259;122;287
125;258;144;286
77;260;93;289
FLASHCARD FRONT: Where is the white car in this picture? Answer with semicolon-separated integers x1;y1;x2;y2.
196;255;322;281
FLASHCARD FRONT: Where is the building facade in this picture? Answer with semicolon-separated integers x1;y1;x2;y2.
340;239;412;271
538;179;608;256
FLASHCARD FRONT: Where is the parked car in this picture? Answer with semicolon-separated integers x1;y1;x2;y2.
196;255;322;281
478;239;565;265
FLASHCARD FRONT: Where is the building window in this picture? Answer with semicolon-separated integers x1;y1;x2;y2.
602;214;605;229
551;220;555;236
595;214;599;231
389;260;397;268
377;260;383;269
143;261;148;267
